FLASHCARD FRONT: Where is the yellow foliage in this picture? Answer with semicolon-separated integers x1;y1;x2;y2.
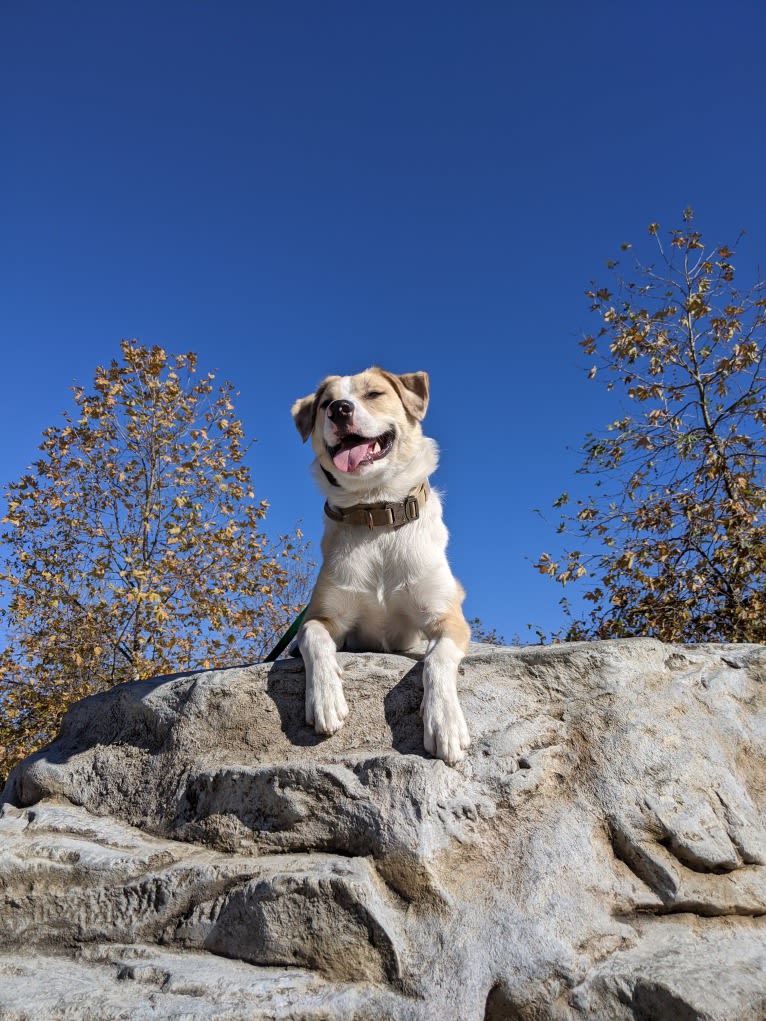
0;340;313;782
537;215;766;645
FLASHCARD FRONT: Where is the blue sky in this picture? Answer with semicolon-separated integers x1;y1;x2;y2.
2;1;766;641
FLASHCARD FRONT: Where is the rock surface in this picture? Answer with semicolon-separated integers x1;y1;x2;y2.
1;638;765;1020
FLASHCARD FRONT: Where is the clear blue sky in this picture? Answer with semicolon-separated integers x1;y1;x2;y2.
2;2;766;641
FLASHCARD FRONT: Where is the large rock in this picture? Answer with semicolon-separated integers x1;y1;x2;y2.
1;638;765;1020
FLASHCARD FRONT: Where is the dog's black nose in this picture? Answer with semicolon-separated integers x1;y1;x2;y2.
327;399;354;423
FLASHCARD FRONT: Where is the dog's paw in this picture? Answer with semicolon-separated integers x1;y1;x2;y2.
421;689;470;766
306;663;348;735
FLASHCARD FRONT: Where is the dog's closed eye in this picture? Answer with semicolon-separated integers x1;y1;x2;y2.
365;390;384;399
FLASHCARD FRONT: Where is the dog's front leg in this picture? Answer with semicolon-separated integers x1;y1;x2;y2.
421;612;471;766
298;618;348;735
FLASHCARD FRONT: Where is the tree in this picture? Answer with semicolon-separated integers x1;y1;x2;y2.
0;341;310;778
536;211;766;642
468;617;507;646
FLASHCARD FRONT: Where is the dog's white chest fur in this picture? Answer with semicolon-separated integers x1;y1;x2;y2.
321;503;454;652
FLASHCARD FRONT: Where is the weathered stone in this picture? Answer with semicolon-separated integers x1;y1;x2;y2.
1;638;765;1019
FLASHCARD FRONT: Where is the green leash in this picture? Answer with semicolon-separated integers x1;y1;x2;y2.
264;606;308;662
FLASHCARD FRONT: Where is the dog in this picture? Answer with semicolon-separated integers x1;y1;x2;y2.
291;367;470;765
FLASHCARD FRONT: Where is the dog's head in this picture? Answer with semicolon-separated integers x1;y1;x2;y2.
291;368;430;489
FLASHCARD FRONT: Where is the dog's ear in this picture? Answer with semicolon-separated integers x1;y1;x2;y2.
383;370;430;421
292;376;340;441
291;392;318;442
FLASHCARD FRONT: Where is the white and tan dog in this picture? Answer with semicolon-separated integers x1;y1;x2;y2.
291;367;470;765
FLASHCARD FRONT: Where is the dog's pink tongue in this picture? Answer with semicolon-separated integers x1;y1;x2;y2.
333;439;375;473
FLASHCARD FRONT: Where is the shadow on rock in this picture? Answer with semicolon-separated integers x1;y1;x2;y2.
265;658;331;748
384;662;430;758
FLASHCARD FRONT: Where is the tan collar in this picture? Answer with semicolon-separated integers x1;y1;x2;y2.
324;480;429;530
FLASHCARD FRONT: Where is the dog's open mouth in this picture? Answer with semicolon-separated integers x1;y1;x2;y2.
328;431;395;473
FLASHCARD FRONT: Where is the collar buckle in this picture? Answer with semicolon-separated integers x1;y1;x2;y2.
404;494;420;522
